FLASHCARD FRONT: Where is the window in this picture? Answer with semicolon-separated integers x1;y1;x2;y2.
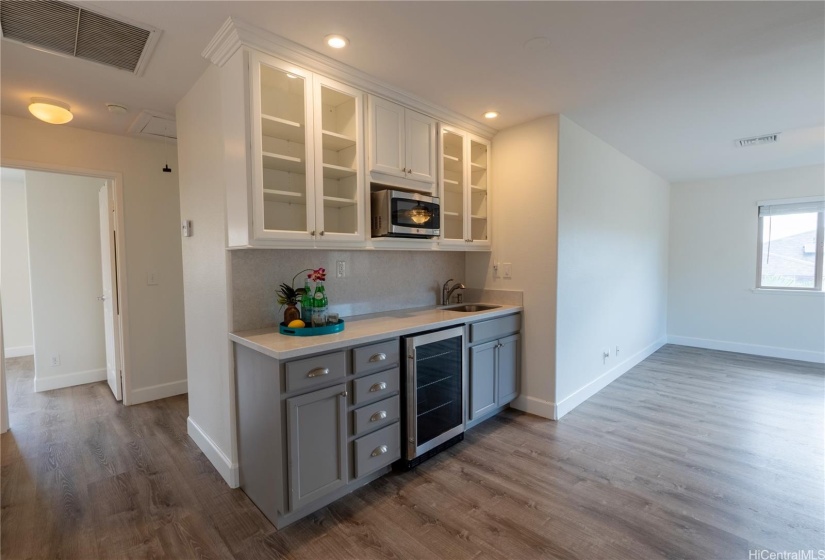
757;198;825;290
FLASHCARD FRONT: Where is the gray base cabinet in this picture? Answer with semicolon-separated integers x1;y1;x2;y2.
286;383;348;511
467;314;521;428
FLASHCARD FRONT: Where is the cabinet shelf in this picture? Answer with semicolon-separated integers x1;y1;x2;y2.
323;196;358;208
261;114;304;143
470;162;487;171
471;215;487;220
322;130;356;151
264;189;306;203
443;154;462;173
263;152;305;174
470;185;487;193
444;211;461;218
322;163;357;179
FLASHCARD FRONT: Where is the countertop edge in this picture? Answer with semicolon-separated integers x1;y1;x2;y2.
229;305;523;361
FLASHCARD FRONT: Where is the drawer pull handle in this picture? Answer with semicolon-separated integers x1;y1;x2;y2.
370;410;387;423
371;445;388;457
368;353;387;363
369;381;387;392
307;367;330;378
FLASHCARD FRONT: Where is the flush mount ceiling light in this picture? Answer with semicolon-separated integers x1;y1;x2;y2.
325;34;349;49
523;36;551;51
28;97;73;124
484;111;499;119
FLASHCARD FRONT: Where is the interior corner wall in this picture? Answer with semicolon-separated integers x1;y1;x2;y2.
668;165;825;363
466;115;559;419
176;63;237;486
1;174;35;357
555;115;670;417
0;115;187;403
24;171;107;391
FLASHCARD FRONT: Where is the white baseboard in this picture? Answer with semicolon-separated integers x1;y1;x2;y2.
187;416;239;488
510;395;556;420
667;335;825;364
34;368;107;392
4;346;34;358
129;379;188;405
555;336;668;419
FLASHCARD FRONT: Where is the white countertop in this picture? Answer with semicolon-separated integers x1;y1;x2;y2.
229;304;523;360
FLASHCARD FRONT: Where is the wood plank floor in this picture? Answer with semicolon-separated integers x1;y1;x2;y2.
2;345;823;559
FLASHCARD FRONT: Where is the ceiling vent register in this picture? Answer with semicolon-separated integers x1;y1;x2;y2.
0;0;159;75
736;133;780;148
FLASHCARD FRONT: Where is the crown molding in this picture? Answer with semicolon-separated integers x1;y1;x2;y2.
201;17;497;139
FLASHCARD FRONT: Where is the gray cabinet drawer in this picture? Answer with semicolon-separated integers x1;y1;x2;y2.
469;313;521;344
352;395;400;437
352;367;399;406
352;339;399;376
353;422;400;479
285;351;346;393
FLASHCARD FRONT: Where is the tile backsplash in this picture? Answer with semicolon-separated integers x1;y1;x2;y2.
231;249;466;331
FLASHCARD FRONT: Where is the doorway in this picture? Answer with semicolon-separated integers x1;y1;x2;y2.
0;165;129;417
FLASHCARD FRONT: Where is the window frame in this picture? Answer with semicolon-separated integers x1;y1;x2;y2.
755;197;825;292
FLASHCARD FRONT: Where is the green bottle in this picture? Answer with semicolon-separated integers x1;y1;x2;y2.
300;280;313;324
311;280;328;327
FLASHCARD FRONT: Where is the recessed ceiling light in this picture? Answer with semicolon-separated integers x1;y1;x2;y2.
325;34;349;49
28;97;73;124
484;111;499;119
524;36;551;51
106;103;128;114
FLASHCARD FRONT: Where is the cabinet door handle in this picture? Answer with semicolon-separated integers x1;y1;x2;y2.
368;353;387;363
307;367;329;378
370;410;387;423
369;381;387;392
340;391;348;398
371;444;389;457
320;230;325;236
310;230;316;236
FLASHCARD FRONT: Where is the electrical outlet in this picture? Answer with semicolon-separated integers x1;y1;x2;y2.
50;354;60;367
503;263;512;279
148;271;159;286
336;261;346;278
616;346;620;356
602;348;610;363
493;261;500;279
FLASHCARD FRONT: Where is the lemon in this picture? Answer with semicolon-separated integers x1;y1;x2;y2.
287;319;306;328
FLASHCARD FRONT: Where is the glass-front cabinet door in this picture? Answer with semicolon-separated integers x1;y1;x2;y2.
440;126;467;246
468;135;490;245
249;52;365;244
313;76;364;242
250;52;315;241
439;126;491;248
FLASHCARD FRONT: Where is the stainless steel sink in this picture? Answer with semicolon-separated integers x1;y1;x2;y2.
444;304;500;313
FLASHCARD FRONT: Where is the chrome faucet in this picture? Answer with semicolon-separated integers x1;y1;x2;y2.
441;279;465;306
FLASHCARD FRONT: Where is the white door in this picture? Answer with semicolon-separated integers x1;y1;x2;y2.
405;109;437;186
369;96;406;179
98;185;122;401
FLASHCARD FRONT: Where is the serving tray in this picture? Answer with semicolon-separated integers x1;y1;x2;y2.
279;320;345;337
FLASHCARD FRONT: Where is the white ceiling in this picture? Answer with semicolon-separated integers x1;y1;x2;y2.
1;1;823;182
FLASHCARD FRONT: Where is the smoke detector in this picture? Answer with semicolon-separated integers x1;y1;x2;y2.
0;0;160;76
736;133;780;148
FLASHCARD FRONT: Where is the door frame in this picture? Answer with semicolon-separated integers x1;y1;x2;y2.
0;159;132;404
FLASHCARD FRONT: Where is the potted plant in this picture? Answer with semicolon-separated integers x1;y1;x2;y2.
277;282;305;324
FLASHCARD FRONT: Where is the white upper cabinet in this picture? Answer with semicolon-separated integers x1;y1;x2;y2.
369;96;437;193
439;125;490;248
247;51;366;246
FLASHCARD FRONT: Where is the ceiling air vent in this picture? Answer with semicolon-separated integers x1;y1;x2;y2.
0;0;159;75
736;133;780;148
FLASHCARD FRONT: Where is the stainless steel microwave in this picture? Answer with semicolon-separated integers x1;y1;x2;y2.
370;190;441;238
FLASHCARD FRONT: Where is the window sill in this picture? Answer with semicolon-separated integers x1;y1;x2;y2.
751;288;825;296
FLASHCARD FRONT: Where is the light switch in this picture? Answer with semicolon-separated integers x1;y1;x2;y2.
148;271;159;286
182;220;193;237
503;263;512;279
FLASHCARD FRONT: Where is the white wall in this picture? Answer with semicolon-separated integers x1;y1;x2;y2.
668;165;825;362
1;115;187;403
1;170;34;357
177;64;237;485
466;115;559;419
24;171;106;391
555;116;670;416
